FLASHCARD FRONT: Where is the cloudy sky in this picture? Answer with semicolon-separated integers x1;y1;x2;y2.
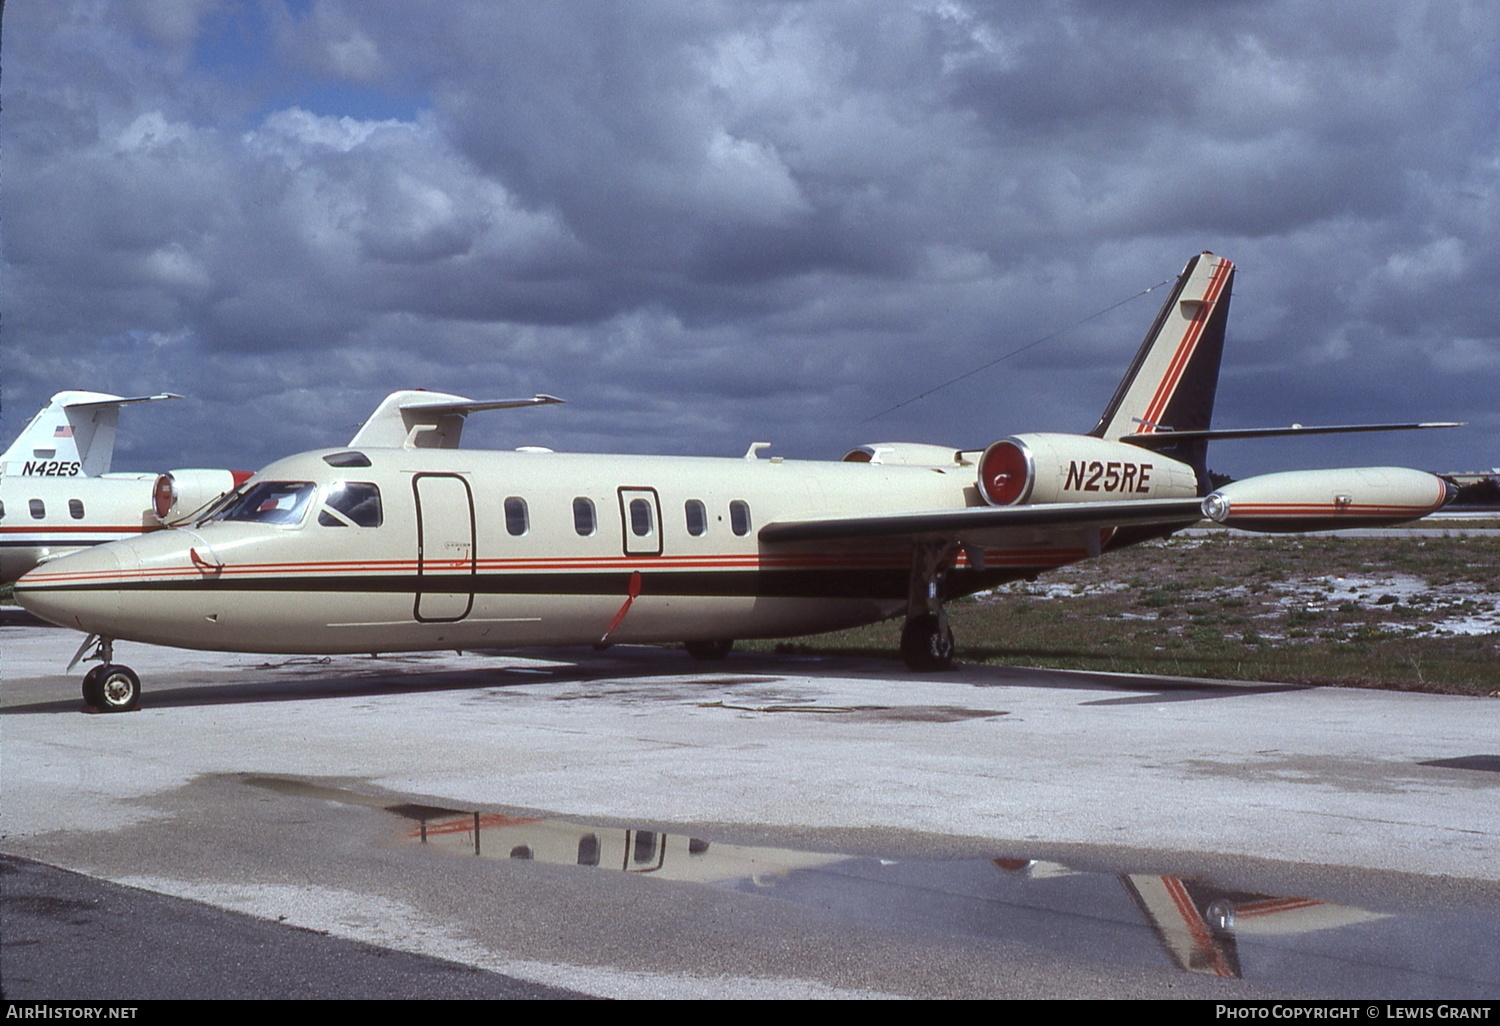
3;0;1496;480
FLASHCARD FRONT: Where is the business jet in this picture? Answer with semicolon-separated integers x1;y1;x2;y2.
0;392;249;584
15;253;1460;712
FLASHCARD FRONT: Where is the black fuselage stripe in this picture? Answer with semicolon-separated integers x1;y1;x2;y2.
0;539;108;548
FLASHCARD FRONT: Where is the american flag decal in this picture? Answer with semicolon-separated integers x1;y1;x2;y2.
54;425;74;438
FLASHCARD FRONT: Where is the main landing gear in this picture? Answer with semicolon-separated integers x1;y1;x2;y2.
901;542;960;672
70;635;141;713
684;639;734;661
900;612;954;672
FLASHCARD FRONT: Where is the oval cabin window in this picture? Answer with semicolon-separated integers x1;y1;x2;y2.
730;500;751;536
504;497;529;536
629;498;653;537
573;497;596;536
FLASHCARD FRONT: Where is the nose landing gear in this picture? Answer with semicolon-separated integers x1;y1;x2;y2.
69;635;141;713
81;664;141;712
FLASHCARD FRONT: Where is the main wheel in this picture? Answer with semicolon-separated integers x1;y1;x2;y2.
92;665;141;713
900;613;955;672
685;639;734;661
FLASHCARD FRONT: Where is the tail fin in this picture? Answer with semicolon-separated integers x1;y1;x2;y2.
1;391;181;477
1089;252;1234;488
348;390;564;449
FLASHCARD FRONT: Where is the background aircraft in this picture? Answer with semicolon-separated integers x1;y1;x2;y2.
14;254;1460;712
0;391;249;584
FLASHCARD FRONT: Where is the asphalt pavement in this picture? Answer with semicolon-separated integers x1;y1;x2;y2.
3;612;1497;999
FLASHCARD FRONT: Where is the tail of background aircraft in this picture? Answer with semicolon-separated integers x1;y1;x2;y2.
1;392;181;478
1089;252;1235;491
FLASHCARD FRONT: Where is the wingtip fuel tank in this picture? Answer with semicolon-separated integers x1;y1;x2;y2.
1202;467;1456;532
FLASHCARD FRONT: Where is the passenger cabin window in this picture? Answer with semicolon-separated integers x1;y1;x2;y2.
730;500;751;537
317;482;383;527
685;499;707;537
629;498;653;537
68;499;85;520
504;496;529;536
29;499;45;519
573;497;596;536
212;481;316;525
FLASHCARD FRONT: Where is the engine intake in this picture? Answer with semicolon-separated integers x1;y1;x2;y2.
153;469;252;523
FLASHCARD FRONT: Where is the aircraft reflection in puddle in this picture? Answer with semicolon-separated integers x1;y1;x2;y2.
396;805;1500;995
399;807;847;885
1007;859;1383;980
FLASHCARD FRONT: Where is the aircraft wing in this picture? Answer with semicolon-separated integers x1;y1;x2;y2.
759;498;1205;544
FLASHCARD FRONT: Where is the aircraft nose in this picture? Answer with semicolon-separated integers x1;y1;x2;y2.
14;541;135;634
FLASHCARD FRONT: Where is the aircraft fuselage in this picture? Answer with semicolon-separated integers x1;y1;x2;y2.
0;474;159;584
15;445;1150;654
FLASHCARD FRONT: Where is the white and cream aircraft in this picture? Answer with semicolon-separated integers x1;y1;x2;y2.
15;253;1461;711
0;391;249;584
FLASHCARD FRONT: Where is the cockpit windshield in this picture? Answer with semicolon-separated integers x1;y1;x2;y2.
209;481;316;526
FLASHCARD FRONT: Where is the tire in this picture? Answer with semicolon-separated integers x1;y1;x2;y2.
81;666;106;710
685;639;734;661
900;613;955;672
94;665;141;713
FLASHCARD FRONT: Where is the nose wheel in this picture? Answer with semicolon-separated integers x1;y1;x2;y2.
69;634;142;713
82;664;142;713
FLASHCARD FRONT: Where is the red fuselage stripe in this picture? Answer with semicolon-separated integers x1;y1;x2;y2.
19;546;1094;587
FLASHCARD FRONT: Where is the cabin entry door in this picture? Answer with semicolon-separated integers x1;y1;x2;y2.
617;487;663;557
413;473;476;622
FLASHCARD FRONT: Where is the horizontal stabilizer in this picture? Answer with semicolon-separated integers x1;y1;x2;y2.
1119;421;1463;448
395;394;565;415
62;393;184;410
760;498;1205;545
348;390;564;449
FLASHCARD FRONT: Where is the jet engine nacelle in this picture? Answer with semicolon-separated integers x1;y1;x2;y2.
977;433;1198;506
153;469;252;524
1202;467;1455;533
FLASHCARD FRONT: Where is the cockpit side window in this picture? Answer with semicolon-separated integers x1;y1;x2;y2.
212;481;316;526
318;482;383;527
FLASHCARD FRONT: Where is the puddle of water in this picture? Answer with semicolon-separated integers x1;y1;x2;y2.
391;807;1496;995
697;700;1007;723
245;777;1500;997
1419;755;1500;773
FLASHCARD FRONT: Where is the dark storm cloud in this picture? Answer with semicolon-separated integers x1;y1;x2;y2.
1;0;1495;477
